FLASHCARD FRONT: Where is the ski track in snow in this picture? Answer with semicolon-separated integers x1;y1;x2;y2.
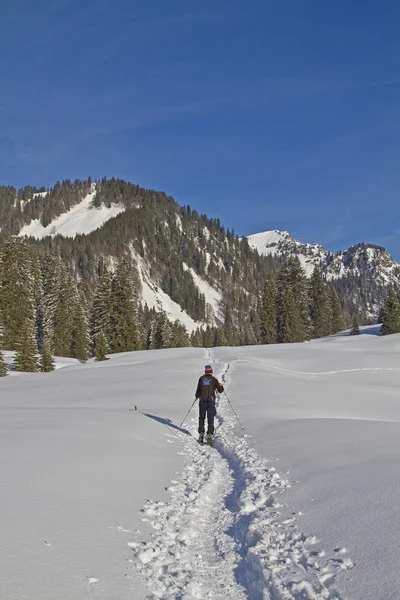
129;358;351;599
235;358;400;379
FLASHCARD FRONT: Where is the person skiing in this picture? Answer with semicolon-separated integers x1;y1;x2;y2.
195;365;224;444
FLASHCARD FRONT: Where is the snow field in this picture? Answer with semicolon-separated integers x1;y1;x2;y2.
130;359;349;599
18;187;125;239
2;333;400;599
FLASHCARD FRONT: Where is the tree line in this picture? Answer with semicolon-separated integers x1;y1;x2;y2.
1;239;398;377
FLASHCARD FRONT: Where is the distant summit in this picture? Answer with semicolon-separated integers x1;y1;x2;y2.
247;230;400;289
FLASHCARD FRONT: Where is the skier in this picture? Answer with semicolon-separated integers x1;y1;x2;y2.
195;365;224;444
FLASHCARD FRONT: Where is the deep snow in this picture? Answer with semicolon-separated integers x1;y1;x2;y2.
1;332;400;599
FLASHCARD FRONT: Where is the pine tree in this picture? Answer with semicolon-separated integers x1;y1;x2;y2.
14;318;39;372
149;317;161;350
0;271;8;377
309;268;332;338
53;268;76;356
350;315;360;336
277;286;302;343
0;313;7;377
381;288;400;336
213;327;226;347
202;325;214;348
0;349;7;376
277;257;310;343
190;328;203;347
148;312;168;349
330;287;345;333
169;321;190;347
224;307;237;346
41;254;63;351
39;339;55;372
71;297;91;360
90;271;112;348
0;238;39;350
108;262;140;353
260;272;277;344
94;332;108;361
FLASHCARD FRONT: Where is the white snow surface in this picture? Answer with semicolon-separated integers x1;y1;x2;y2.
247;230;294;253
1;333;400;599
18;188;125;239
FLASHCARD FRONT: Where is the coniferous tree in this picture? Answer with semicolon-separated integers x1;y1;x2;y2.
90;271;112;348
14;319;39;372
0;238;38;350
330;287;345;333
41;255;63;351
202;325;214;348
309;268;332;338
148;319;159;350
71;296;91;360
108;262;140;353
261;272;277;344
0;260;8;376
39;339;55;372
349;315;360;336
149;312;167;349
190;328;203;347
0;309;8;377
53;268;76;356
169;321;190;347
213;327;226;347
223;307;237;346
381;288;400;335
161;318;173;348
94;332;108;361
0;349;7;376
277;257;310;343
277;286;302;343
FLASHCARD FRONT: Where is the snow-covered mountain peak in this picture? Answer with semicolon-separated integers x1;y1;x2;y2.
247;230;295;253
247;230;400;286
247;229;327;276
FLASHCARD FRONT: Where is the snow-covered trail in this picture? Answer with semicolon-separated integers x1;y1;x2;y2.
130;358;350;599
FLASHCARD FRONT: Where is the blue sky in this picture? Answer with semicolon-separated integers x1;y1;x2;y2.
1;0;399;259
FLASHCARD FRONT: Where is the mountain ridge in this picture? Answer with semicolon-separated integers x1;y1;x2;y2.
1;177;398;328
248;229;400;289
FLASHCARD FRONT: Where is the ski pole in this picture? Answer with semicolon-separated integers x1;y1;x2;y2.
180;398;198;428
224;391;245;430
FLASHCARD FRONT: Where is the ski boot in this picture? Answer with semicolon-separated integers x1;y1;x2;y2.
206;434;213;446
198;433;204;445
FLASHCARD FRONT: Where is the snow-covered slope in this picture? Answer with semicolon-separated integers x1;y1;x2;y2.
248;229;400;285
18;187;125;239
183;263;224;324
1;334;400;599
133;251;203;333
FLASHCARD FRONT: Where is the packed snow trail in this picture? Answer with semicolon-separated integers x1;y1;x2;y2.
130;360;350;599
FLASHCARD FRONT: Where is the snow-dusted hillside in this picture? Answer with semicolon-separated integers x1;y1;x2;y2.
248;229;400;285
132;250;203;333
183;263;224;324
18;186;125;239
1;333;400;599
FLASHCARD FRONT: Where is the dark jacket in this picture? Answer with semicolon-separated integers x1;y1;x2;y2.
195;375;224;402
